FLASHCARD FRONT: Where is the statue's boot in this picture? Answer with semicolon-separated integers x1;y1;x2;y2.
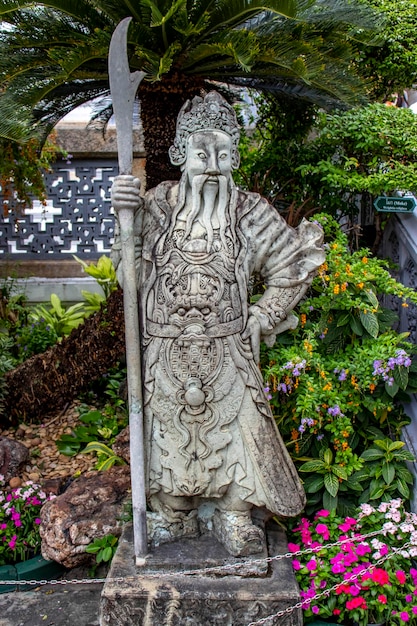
147;494;199;547
212;509;265;557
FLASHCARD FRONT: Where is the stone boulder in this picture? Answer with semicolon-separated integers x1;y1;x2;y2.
0;437;30;482
40;465;131;568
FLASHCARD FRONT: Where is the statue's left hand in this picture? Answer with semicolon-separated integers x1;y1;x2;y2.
242;315;261;364
111;175;142;213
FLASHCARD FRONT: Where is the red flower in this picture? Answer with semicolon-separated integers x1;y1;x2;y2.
396;570;407;585
378;594;388;604
371;568;390;585
346;597;367;610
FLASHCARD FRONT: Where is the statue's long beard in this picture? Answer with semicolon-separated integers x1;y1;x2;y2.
183;174;229;252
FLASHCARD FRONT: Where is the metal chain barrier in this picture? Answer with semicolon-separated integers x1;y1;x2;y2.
0;529;408;626
246;542;412;626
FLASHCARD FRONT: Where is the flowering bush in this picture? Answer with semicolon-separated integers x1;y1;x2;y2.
262;213;417;513
0;476;54;565
290;498;417;625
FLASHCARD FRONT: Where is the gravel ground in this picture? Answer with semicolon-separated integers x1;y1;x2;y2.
1;403;97;488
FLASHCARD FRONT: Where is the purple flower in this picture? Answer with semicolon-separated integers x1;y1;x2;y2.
327;405;343;417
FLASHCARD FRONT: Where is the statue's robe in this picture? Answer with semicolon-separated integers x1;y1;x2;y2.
125;181;324;518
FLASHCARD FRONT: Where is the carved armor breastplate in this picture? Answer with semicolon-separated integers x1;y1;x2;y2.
147;229;245;496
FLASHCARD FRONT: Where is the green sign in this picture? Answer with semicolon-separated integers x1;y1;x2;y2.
374;195;417;213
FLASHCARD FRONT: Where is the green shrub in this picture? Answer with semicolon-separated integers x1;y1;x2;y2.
262;213;417;514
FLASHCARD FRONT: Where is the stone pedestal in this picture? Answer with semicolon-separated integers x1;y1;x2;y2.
100;523;302;626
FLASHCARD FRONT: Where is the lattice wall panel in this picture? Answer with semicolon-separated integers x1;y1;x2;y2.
0;160;118;259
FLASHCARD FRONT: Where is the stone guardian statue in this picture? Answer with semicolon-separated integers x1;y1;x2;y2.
111;91;325;557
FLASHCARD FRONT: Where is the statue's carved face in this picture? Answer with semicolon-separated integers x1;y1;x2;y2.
185;130;233;185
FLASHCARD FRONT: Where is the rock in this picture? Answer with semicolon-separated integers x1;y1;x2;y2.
42;478;66;496
112;426;130;463
40;465;131;568
0;437;30;481
9;476;22;488
28;472;40;482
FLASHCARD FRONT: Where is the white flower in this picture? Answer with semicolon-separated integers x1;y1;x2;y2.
360;504;375;516
382;522;397;534
378;502;390;513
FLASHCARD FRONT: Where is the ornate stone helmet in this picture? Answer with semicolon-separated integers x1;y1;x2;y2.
169;91;241;169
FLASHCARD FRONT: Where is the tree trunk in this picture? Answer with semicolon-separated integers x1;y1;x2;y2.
139;73;205;190
2;289;125;426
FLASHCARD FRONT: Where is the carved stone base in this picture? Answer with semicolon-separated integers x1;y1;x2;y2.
99;522;302;626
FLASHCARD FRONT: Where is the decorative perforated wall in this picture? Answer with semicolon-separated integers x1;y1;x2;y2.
0;159;117;259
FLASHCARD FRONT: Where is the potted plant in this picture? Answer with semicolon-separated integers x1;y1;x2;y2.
289;498;417;625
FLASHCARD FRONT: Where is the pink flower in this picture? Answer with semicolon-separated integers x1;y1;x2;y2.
378;594;387;604
306;559;317;571
292;560;301;571
356;543;371;556
333;609;341;615
8;535;17;549
338;517;357;532
288;542;300;553
0;524;7;530
380;544;389;556
34;518;41;525
400;612;410;622
332;562;346;574
396;570;407;585
316;523;330;540
315;509;330;519
349;584;361;596
312;606;319;614
412;607;417;615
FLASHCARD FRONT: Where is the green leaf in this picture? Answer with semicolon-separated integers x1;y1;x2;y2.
331;465;348;480
381;463;395;485
396;478;410;499
394;366;409;390
323;448;333;465
299;459;326;472
359;310;379;338
360;448;385;461
324;472;339;497
369;485;385;500
393;450;415;461
336;311;351;327
83;441;114;456
385;381;399;397
349;315;364;336
50;293;64;317
364;289;379;308
101;546;114;562
303;475;324;492
323;490;338;511
387;440;405;452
